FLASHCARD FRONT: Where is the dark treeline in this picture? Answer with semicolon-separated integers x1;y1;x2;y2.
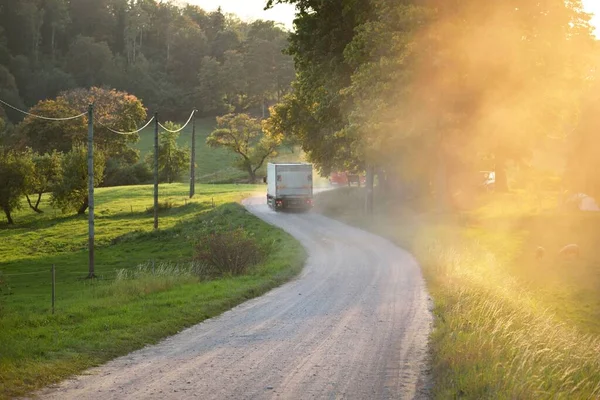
0;0;294;123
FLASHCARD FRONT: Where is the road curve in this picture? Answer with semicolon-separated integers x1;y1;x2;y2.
32;197;432;400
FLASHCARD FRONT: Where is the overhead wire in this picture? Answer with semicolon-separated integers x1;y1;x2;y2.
0;98;87;121
1;97;198;136
96;116;156;135
158;110;196;133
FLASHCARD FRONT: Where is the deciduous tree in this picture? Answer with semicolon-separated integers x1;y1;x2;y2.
16;98;86;154
26;150;62;213
0;147;34;224
51;145;105;215
18;87;146;161
65;35;115;87
145;122;189;184
207;113;281;183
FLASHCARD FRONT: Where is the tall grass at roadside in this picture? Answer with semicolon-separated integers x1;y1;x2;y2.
315;188;600;399
423;238;600;398
102;262;200;298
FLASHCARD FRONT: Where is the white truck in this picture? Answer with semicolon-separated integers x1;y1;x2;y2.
266;163;313;211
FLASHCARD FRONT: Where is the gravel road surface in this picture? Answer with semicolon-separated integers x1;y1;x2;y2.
32;196;432;400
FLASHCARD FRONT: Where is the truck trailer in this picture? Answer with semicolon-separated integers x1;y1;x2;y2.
266;163;313;211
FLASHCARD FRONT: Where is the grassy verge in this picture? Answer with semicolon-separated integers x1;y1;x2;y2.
0;184;306;399
315;188;600;399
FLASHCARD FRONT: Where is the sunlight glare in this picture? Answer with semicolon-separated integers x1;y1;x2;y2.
583;0;600;37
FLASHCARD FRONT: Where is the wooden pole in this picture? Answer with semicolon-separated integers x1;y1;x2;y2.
154;112;159;230
51;264;55;314
190;109;197;198
87;104;95;278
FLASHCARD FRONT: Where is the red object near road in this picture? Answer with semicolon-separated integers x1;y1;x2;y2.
329;172;348;185
329;171;366;186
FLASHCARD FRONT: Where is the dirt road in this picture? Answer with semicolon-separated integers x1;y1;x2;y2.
33;197;432;400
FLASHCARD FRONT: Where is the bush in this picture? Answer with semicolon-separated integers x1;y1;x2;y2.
103;159;153;187
194;228;264;276
145;200;174;214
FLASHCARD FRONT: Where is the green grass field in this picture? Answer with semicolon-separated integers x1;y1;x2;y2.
315;188;600;399
0;184;306;399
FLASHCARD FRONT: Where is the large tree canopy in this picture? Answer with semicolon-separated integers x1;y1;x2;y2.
268;0;596;200
17;87;146;160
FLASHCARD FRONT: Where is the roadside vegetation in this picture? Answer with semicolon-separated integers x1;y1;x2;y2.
0;183;306;399
316;187;600;398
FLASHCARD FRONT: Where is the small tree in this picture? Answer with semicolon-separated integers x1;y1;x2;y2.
26;151;62;213
207;113;281;183
145;122;189;184
0;147;34;224
51;145;106;215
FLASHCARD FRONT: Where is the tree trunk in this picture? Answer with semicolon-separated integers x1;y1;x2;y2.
495;152;509;192
435;151;450;212
26;194;44;213
2;206;13;224
78;197;89;215
247;165;256;183
35;193;42;211
365;165;375;215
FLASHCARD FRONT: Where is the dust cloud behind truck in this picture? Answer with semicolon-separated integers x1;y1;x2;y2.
266;163;313;211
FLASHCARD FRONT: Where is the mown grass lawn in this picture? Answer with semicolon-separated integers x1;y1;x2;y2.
0;184;306;399
315;188;600;399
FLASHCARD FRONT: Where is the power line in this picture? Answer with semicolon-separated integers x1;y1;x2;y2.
0;98;87;121
158;110;196;133
96;116;156;135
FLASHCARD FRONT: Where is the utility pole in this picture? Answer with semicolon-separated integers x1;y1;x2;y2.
154;112;159;230
190;109;197;198
87;104;95;278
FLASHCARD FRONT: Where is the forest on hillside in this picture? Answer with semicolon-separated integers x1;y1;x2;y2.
0;0;294;125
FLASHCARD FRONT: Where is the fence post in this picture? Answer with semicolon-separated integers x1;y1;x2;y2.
51;264;55;314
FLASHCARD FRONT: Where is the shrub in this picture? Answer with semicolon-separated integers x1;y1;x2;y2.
103;159;153;187
145;200;174;214
194;228;264;276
